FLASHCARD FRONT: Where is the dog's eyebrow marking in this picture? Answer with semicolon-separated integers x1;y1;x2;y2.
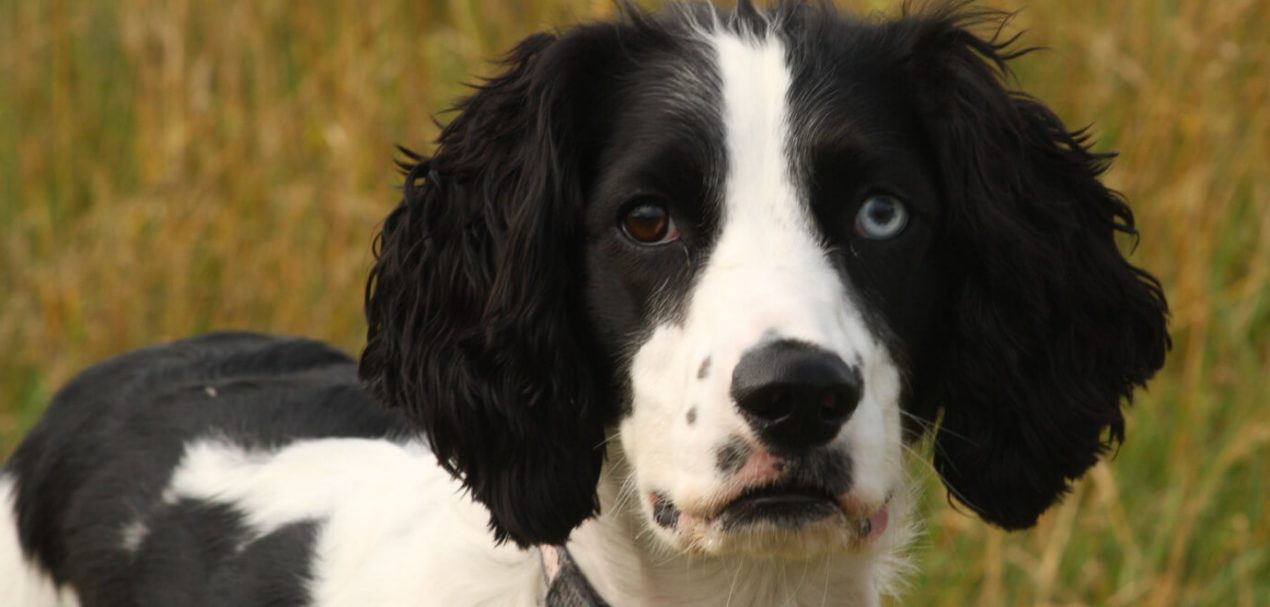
714;437;750;475
697;356;712;379
686;406;698;425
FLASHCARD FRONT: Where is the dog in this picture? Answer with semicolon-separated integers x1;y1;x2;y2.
1;1;1169;605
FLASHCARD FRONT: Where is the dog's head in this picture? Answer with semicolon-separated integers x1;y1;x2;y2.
360;1;1169;556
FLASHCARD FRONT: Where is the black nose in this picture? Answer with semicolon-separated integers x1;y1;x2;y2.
730;340;862;452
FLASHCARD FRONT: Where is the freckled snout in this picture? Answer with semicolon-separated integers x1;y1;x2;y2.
731;340;861;453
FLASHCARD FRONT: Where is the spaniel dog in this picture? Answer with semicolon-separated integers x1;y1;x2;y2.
2;2;1169;605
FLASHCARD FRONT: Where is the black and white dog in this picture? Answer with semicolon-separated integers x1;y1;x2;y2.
2;2;1169;605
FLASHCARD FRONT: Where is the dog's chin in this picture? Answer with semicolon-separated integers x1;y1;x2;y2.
645;488;891;558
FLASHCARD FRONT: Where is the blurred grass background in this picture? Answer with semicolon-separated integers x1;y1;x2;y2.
0;0;1265;604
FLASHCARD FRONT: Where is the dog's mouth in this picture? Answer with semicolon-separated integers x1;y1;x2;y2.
651;483;890;540
646;485;892;557
716;484;841;530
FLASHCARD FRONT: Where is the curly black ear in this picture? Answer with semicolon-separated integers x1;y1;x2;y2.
360;25;624;546
902;10;1170;529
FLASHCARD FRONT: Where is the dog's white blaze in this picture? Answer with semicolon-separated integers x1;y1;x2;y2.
0;475;81;607
165;439;543;607
619;27;906;564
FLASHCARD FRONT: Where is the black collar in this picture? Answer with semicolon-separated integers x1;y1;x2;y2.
542;545;611;607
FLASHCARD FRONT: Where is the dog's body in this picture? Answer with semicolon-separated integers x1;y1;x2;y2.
1;334;548;606
2;2;1169;606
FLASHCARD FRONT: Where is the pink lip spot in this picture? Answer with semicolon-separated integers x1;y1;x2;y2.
866;506;889;541
736;448;782;486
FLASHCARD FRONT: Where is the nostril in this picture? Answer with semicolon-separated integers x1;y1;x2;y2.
737;387;798;422
819;385;860;424
820;394;839;420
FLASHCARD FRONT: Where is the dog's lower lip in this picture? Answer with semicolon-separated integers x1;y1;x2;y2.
717;486;840;527
729;486;833;508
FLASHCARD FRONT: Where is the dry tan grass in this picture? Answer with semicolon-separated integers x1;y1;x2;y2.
1;0;1266;604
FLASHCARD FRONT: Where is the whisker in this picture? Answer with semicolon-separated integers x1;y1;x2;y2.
899;442;986;515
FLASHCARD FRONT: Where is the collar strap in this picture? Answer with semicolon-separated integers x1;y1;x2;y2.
541;545;611;607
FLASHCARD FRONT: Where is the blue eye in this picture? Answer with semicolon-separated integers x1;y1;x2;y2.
853;195;909;239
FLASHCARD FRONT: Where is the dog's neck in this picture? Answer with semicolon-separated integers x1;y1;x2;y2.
563;460;909;607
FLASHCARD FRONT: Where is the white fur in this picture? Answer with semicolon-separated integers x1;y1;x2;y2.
0;475;81;607
165;438;544;607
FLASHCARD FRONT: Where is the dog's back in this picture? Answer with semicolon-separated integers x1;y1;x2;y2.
1;333;411;605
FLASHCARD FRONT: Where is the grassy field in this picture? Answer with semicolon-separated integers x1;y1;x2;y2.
1;0;1266;604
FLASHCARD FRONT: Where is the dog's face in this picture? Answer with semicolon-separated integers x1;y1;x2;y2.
583;21;944;555
361;2;1169;554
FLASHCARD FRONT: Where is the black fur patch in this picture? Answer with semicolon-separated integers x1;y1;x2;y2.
652;492;680;529
714;438;750;476
782;449;854;497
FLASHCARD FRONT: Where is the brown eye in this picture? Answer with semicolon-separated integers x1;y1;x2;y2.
620;202;680;245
